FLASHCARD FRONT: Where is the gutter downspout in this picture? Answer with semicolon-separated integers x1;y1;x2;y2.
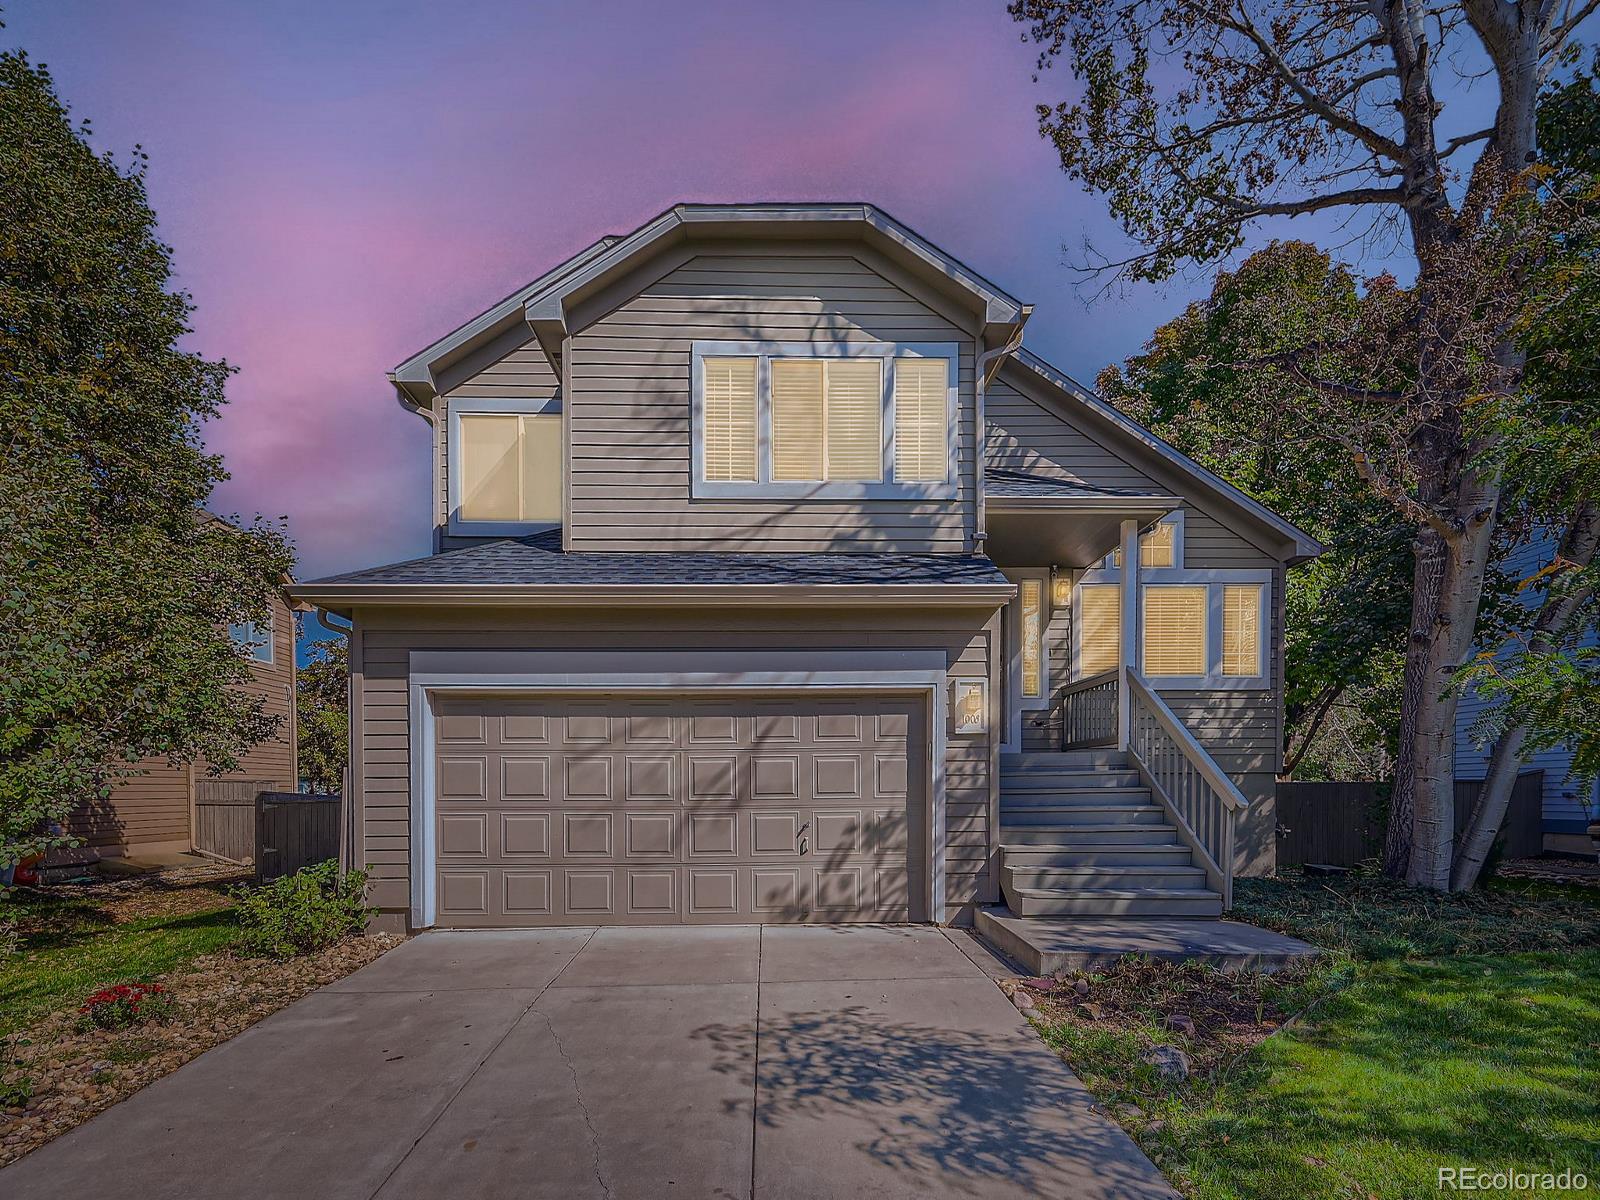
972;308;1031;556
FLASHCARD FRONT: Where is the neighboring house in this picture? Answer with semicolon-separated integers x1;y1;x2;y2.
293;203;1321;934
66;586;301;860
1455;532;1600;855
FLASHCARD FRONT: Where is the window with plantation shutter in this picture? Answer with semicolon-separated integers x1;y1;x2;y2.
824;358;883;481
771;360;825;481
1222;584;1263;675
1079;584;1121;676
894;357;948;482
1143;586;1207;676
702;357;757;481
1020;580;1044;699
692;340;957;498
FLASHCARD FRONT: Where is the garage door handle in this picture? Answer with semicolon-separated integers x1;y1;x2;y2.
797;822;810;856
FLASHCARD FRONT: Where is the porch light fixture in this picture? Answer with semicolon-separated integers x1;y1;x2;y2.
951;679;987;734
1052;568;1071;608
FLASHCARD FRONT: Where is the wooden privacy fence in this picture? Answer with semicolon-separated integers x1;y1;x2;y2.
193;781;341;881
255;793;341;882
1276;771;1544;867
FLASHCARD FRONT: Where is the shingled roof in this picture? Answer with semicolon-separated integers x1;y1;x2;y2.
293;530;1015;612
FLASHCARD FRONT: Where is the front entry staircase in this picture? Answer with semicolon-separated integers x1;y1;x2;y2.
998;748;1225;918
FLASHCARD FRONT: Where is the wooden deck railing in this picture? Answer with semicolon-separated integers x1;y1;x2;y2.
1125;670;1249;908
1058;669;1120;750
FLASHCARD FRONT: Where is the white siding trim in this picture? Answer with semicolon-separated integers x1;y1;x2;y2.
406;649;950;929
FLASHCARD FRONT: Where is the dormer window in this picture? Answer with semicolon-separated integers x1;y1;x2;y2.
690;341;958;500
448;397;561;536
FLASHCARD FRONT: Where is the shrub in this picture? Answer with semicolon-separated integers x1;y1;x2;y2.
231;861;372;959
80;983;175;1029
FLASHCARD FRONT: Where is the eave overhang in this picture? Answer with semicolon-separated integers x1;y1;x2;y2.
288;581;1018;620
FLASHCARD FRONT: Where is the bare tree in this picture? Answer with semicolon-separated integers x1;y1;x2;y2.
1011;0;1595;889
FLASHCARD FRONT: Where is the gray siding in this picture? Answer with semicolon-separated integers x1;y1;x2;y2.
564;247;978;552
353;606;999;932
988;366;1285;874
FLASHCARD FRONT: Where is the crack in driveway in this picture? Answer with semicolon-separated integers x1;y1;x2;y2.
534;1008;613;1200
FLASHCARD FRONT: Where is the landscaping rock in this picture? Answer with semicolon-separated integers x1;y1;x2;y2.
0;932;403;1169
1142;1044;1192;1083
1072;978;1091;997
1018;977;1053;992
1011;990;1038;1014
1163;1013;1197;1038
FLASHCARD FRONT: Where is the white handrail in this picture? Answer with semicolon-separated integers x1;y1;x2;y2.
1125;669;1248;908
1125;672;1249;813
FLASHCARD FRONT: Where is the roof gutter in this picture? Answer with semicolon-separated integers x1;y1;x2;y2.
972;306;1033;556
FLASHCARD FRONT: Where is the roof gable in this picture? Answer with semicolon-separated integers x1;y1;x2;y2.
391;203;1028;410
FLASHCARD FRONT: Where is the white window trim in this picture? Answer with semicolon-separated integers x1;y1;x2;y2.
230;612;274;667
446;395;563;538
1072;566;1272;691
689;340;960;501
1085;509;1186;576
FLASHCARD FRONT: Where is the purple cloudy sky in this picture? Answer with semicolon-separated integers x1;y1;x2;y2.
12;1;1481;582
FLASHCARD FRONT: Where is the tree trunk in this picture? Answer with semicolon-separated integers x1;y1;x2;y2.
1384;526;1446;877
1450;501;1600;890
1406;466;1503;890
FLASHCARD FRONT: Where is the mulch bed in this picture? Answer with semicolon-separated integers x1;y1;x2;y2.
0;932;402;1168
9;860;253;935
1004;956;1328;1090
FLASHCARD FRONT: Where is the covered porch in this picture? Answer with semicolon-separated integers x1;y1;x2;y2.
982;469;1254;907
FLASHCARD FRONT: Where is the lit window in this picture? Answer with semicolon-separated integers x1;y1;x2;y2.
893;357;949;482
1020;580;1044;699
770;358;881;482
1142;586;1208;676
1140;521;1176;567
228;616;273;665
1222;584;1264;675
457;411;561;525
702;358;757;482
1079;584;1121;676
693;342;956;496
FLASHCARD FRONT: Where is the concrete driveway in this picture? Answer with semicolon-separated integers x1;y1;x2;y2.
0;926;1175;1199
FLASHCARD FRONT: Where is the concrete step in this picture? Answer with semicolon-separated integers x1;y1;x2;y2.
1000;823;1180;845
999;786;1153;804
1000;770;1144;790
1001;750;1132;772
1003;885;1225;919
974;908;1324;976
1002;863;1209;891
999;804;1167;827
1000;843;1195;868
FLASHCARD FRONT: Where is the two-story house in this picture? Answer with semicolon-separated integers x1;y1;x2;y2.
293;204;1320;934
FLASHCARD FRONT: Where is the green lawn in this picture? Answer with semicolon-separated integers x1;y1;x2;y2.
0;901;238;1037
1032;873;1600;1199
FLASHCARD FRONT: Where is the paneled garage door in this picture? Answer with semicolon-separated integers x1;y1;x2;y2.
432;695;924;926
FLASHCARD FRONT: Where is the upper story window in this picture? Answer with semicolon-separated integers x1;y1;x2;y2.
448;397;561;536
228;614;273;665
691;341;959;500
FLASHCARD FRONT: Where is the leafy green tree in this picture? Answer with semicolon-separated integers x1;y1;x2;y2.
1452;64;1600;887
0;51;293;867
1009;0;1592;889
297;639;349;794
1097;242;1413;780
